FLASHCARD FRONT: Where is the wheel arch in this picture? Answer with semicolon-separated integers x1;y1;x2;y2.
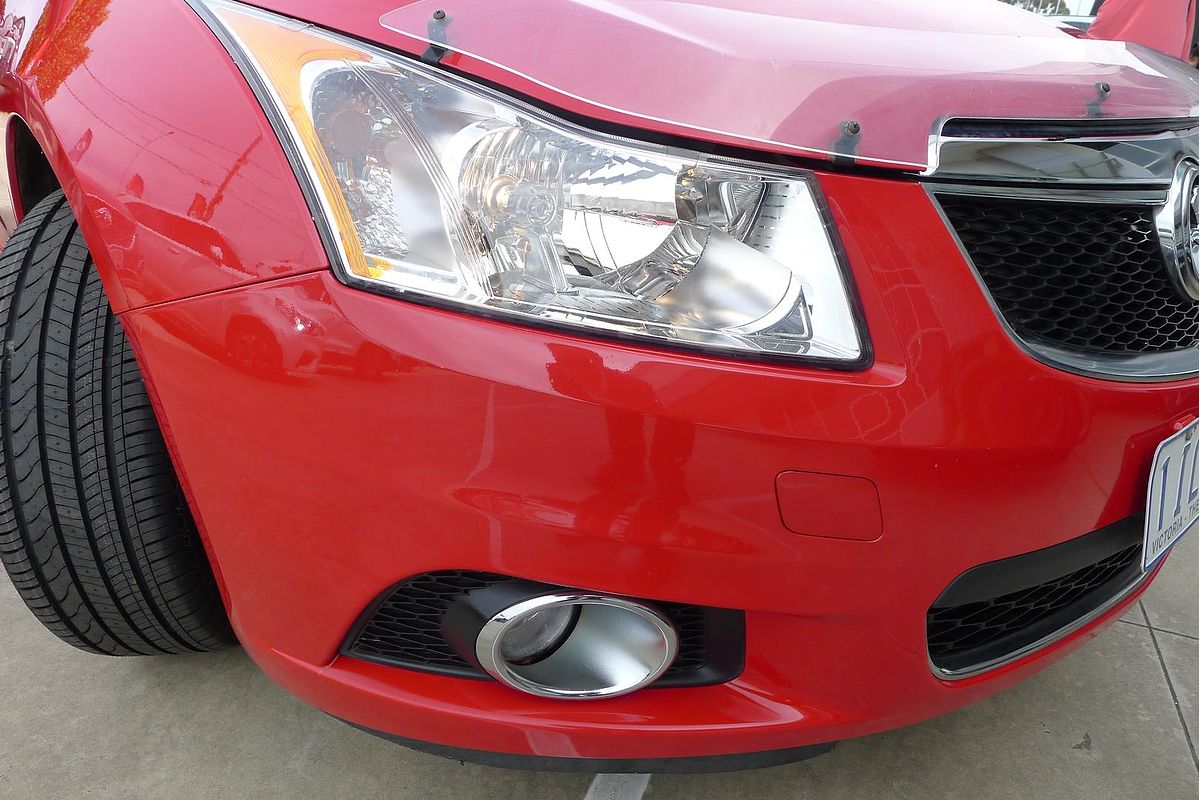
0;0;329;628
8;114;56;219
0;0;328;315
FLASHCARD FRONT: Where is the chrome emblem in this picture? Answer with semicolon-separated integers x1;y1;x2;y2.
1157;159;1200;302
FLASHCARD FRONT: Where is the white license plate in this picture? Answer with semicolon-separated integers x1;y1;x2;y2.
1143;421;1199;571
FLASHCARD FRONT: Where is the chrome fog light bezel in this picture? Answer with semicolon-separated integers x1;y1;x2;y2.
475;593;678;699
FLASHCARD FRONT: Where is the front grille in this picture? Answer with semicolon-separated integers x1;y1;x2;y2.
938;196;1198;355
344;571;742;686
927;515;1144;675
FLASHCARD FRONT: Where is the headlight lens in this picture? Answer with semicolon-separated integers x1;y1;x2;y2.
203;1;865;363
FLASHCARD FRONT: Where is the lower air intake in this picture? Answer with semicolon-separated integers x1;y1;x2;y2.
344;571;743;687
927;515;1145;676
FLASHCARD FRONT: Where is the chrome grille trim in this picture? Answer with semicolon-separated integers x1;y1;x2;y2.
925;118;1197;186
926;183;1166;206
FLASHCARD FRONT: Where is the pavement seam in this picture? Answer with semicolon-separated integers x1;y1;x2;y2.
1118;617;1200;641
1151;627;1199;642
1140;600;1198;768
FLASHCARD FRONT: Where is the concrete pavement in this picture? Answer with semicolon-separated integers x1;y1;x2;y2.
1;536;1195;800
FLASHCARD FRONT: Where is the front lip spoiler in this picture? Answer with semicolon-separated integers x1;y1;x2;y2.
337;717;836;773
930;567;1154;681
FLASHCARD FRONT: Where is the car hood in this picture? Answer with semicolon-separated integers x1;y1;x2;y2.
243;0;1198;171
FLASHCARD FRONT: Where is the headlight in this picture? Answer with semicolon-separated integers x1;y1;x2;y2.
199;1;866;364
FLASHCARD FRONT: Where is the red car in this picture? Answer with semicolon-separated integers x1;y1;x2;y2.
0;0;1195;773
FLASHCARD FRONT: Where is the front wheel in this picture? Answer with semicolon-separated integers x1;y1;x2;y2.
0;190;234;655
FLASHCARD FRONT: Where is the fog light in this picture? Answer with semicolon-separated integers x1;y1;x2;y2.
498;605;580;664
476;594;678;699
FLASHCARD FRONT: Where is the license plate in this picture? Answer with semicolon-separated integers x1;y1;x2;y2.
1143;421;1199;571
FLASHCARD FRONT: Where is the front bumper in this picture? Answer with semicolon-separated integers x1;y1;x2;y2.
121;172;1196;763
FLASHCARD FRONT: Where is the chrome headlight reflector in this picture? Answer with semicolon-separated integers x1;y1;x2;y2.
200;1;866;364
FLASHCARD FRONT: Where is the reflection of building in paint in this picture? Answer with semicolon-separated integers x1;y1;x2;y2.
998;0;1073;14
998;0;1098;15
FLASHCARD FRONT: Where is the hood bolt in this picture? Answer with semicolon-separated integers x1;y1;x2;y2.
843;120;861;136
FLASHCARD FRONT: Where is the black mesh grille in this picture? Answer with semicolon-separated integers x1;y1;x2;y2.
344;571;737;685
927;519;1143;674
350;571;496;671
665;604;708;674
938;195;1198;354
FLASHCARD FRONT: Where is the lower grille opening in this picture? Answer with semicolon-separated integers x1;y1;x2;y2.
344;571;744;688
927;516;1145;675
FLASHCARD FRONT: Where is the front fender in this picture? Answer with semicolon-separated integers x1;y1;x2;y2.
0;0;327;312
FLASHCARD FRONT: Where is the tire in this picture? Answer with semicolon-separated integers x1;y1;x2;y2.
0;190;234;655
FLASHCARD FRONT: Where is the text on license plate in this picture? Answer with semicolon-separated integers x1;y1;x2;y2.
1144;421;1199;571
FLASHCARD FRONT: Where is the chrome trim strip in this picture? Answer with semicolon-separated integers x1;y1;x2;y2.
925;119;1198;186
1019;338;1198;382
926;188;1198;383
475;593;679;699
926;182;1167;205
932;567;1152;680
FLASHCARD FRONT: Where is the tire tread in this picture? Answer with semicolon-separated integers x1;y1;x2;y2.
0;191;233;656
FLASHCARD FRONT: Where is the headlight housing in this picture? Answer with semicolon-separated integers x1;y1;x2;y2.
199;0;867;364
